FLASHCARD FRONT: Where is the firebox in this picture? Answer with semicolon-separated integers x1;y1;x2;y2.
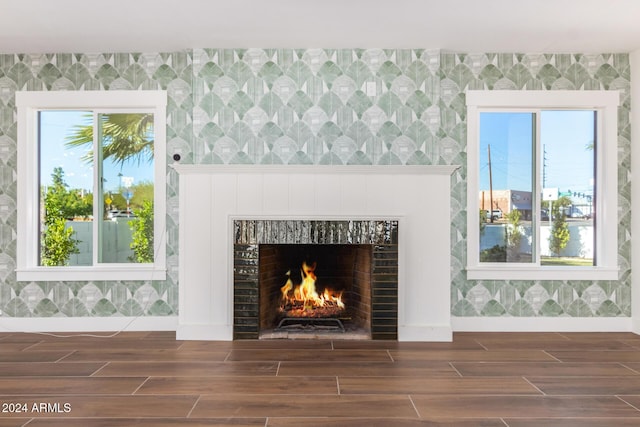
233;219;398;340
259;244;371;337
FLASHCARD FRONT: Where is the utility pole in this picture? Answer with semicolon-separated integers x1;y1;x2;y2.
488;144;494;223
542;145;548;189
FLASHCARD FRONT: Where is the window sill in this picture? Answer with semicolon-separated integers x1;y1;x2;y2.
17;266;166;282
466;265;619;281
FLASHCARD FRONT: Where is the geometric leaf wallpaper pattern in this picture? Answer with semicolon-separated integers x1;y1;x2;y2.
191;48;443;166
0;49;631;318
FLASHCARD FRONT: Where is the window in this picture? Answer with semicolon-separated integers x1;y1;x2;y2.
466;90;619;280
16;91;167;281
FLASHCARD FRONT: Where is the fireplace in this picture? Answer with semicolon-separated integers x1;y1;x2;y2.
233;220;398;339
174;165;456;342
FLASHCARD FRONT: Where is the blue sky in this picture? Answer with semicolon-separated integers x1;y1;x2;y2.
479;110;595;197
39;111;154;193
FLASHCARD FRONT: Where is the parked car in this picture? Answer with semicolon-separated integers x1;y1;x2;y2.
106;209;135;220
483;209;503;220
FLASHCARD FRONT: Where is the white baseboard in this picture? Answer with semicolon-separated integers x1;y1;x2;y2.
0;316;178;333
452;316;634;333
176;324;233;341
398;324;453;342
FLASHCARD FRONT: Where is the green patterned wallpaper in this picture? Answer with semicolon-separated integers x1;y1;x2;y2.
0;49;631;319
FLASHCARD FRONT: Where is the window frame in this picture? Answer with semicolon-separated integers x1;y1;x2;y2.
466;90;619;281
16;90;167;281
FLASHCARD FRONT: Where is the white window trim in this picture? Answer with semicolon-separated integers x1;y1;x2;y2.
16;90;167;281
466;90;620;281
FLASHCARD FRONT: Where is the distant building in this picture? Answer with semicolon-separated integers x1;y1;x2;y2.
479;190;533;220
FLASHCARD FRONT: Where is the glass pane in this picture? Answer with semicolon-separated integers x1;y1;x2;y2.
38;111;93;266
98;113;155;264
478;112;535;263
540;111;595;266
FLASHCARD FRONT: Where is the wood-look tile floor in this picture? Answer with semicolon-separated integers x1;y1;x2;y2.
0;332;640;426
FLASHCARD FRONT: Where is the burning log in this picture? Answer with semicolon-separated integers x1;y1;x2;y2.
279;260;345;318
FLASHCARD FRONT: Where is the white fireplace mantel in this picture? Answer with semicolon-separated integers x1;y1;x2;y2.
173;164;459;341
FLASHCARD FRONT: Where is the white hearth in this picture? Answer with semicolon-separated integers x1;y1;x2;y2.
173;165;457;341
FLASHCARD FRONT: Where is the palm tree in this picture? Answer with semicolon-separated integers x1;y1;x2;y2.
63;112;156;264
65;113;154;166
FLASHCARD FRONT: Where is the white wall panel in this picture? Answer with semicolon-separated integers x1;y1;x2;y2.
262;173;291;214
210;174;237;331
179;174;212;325
313;174;342;216
236;173;262;215
340;174;368;215
288;173;317;215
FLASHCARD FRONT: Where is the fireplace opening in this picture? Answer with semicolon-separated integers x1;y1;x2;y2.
232;219;398;340
259;244;372;338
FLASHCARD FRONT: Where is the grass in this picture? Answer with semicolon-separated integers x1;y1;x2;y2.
541;256;594;267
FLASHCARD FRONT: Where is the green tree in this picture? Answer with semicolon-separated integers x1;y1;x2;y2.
129;181;154;210
65;113;154;166
129;200;154;263
548;196;572;256
479;209;487;236
44;167;92;219
505;208;523;260
41;218;79;266
41;168;80;266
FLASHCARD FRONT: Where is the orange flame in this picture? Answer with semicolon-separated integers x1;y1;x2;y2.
280;261;345;315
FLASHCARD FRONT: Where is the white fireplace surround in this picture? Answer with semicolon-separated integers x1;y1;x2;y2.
174;164;458;341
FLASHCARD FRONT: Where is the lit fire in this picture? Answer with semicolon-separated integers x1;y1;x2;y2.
280;261;345;318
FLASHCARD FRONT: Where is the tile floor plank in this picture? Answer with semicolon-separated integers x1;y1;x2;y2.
0;343;42;352
330;338;487;351
227;349;393;362
94;361;279;377
190;394;418;418
136;376;338;395
474;338;634;351
338;377;539;395
548;351;640;363
278;360;458;377
60;349;230;362
527;376;640;395
411;395;640;418
0;395;198;418
390;349;557;362
0;377;147;395
0;362;105;377
28;339;184;351
0;351;73;363
453;361;638;377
